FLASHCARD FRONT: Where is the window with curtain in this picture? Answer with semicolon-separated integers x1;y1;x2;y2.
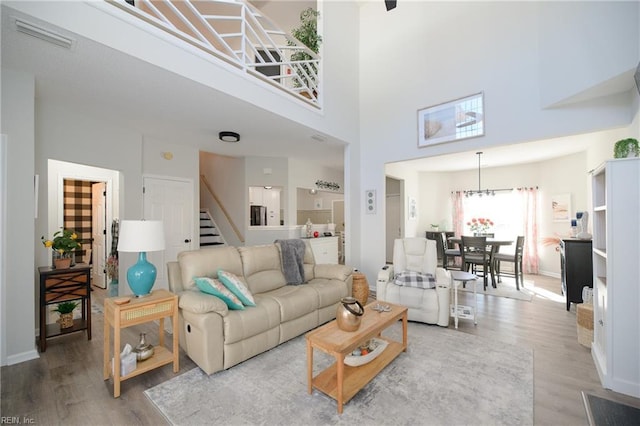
462;191;521;238
460;187;539;274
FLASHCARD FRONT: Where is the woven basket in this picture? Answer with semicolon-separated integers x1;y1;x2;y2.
352;272;370;305
577;303;593;348
58;313;74;329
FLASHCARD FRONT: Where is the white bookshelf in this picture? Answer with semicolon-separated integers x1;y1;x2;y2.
590;157;640;398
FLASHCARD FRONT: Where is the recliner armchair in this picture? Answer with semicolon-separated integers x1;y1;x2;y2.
376;238;451;327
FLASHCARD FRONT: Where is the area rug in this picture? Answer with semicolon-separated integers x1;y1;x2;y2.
145;322;533;425
457;275;534;302
582;392;640;426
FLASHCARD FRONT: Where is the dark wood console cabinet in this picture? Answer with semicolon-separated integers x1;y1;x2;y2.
560;239;593;311
38;264;92;352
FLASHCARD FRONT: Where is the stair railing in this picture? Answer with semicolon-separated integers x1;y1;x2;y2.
107;0;321;106
200;174;244;243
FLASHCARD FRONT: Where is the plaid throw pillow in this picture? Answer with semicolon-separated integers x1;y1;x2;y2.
394;271;436;289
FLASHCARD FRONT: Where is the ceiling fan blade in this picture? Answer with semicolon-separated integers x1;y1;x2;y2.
385;1;397;11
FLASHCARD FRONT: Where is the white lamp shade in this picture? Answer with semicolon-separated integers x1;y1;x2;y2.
117;220;165;252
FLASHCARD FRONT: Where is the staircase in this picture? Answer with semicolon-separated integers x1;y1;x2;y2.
200;209;226;248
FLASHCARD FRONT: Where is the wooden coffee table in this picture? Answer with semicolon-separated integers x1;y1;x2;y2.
305;301;408;414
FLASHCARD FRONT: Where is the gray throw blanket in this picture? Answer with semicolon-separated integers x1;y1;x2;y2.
276;239;306;285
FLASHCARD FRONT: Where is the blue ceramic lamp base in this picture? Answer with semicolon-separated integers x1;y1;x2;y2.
127;252;157;297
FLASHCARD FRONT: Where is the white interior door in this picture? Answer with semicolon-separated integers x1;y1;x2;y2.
92;182;107;289
386;194;401;264
143;177;194;292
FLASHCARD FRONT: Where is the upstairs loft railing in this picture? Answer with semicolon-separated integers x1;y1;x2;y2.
107;0;321;106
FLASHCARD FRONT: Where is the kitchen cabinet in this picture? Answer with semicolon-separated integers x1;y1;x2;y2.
309;236;339;264
249;186;281;226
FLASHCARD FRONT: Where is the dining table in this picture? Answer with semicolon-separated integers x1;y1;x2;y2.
447;237;513;288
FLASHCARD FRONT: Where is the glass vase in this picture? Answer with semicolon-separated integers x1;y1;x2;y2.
108;278;119;297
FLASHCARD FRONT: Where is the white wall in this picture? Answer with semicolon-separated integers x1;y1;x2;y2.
355;1;639;283
7;1;360;145
0;92;203;364
0;135;6;365
539;2;639;107
1;70;37;365
0;134;6;365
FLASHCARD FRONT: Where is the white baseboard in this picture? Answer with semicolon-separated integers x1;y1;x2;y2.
538;270;561;279
4;348;39;366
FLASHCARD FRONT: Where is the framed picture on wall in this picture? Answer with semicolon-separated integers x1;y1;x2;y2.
552;193;571;222
408;196;417;220
418;92;484;147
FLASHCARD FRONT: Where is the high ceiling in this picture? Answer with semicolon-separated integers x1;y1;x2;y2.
1;2;345;170
2;2;635;175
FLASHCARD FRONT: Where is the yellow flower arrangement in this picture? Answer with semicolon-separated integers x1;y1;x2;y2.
41;228;82;258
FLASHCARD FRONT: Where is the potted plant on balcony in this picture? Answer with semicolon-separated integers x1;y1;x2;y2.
53;301;78;329
288;7;322;98
613;138;639;158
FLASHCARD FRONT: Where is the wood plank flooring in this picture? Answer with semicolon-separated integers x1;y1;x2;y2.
2;274;639;425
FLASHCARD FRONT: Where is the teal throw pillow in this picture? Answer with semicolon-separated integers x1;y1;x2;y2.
194;277;245;310
218;269;256;307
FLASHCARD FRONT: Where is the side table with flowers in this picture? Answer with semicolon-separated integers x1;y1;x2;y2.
41;228;82;269
467;217;494;236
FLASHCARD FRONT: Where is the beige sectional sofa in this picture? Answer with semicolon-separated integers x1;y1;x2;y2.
167;241;353;375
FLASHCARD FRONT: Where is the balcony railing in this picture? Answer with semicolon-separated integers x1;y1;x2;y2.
107;0;321;106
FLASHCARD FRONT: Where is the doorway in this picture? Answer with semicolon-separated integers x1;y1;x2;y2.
385;177;403;264
143;176;194;293
47;160;120;289
60;178;108;288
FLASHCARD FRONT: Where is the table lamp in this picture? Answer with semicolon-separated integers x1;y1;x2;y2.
117;220;165;297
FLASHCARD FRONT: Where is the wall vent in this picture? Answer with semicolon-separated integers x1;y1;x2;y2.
14;18;74;49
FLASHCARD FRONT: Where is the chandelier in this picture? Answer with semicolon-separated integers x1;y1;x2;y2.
464;152;508;197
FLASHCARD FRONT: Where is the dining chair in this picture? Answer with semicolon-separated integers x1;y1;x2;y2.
493;236;525;290
442;233;462;270
460;235;492;290
425;231;445;267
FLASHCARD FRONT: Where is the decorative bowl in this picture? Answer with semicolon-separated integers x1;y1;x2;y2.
344;338;388;367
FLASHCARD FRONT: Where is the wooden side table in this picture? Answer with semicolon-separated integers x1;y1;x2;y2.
103;289;179;398
38;264;92;352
